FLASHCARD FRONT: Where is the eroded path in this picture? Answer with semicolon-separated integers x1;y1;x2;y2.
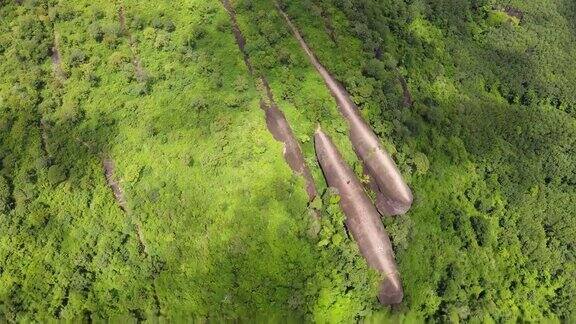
221;0;318;202
398;74;413;108
313;3;337;44
103;158;129;212
374;48;413;108
315;128;403;305
222;0;254;74
277;4;412;216
118;5;147;82
102;157;161;315
103;158;149;256
51;34;65;82
42;33;66;163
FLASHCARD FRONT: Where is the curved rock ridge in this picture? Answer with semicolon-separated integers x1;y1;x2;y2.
261;98;317;199
277;4;412;216
314;128;403;305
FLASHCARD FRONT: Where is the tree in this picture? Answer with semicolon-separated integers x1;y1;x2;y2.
0;175;11;212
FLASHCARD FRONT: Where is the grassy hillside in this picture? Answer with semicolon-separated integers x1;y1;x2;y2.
0;0;574;322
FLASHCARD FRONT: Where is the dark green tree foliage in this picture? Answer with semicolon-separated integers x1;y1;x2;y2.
0;1;153;321
0;176;10;212
279;0;576;321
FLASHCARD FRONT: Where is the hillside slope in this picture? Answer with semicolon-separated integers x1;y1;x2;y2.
0;0;574;322
280;0;576;321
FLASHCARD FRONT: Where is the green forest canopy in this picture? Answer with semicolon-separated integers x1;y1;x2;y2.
0;0;574;322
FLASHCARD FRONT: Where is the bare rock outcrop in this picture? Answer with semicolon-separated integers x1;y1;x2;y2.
315;129;403;304
278;5;412;215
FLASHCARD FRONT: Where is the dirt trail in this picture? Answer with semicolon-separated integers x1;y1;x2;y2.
315;128;403;305
103;158;149;255
221;0;318;202
398;75;413;108
375;47;413;108
51;34;65;81
277;5;412;216
116;5;162;314
118;4;127;34
118;5;146;83
221;0;254;74
103;158;128;212
102;157;161;313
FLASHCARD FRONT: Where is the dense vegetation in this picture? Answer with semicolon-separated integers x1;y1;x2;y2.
279;0;576;321
1;0;574;322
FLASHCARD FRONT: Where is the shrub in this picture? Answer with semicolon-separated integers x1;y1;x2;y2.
88;23;104;42
154;31;171;49
130;16;146;31
164;20;176;32
0;175;10;212
47;165;66;186
108;51;130;69
68;49;87;67
413;152;430;175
